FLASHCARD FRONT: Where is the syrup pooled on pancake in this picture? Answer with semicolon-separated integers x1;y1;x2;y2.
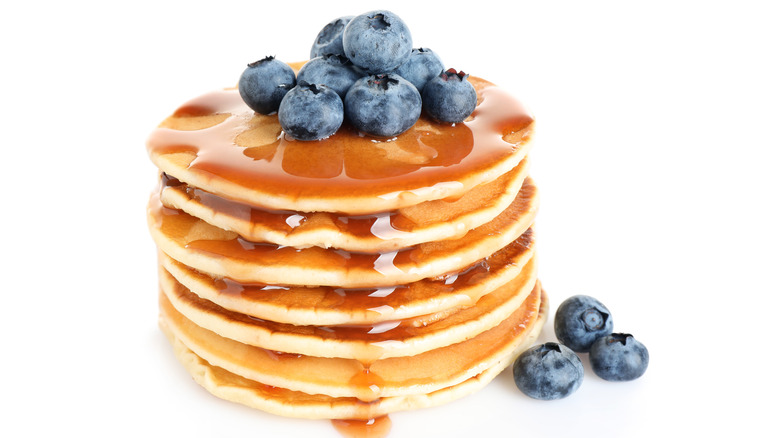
147;78;534;214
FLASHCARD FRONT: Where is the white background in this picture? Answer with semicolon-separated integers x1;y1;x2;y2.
3;1;778;436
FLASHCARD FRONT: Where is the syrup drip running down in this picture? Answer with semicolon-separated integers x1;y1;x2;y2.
350;366;387;403
340;357;390;437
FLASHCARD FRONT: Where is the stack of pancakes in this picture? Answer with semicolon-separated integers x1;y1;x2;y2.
146;71;546;423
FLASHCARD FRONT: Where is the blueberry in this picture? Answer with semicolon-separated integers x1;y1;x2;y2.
343;10;413;74
554;295;614;352
296;54;364;99
589;333;649;381
278;82;343;141
238;56;296;115
310;16;354;58
393;48;444;94
513;342;584;400
422;69;477;124
344;73;421;138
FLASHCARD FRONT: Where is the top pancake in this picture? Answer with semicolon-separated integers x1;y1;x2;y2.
147;75;535;215
157;158;528;252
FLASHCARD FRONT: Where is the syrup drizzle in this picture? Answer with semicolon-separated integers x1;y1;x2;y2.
332;415;392;438
147;82;533;211
338;362;390;438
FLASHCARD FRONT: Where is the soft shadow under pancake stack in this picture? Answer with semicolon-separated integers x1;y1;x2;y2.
146;73;547;422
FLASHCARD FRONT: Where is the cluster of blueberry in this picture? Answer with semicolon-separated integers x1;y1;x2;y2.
513;295;649;400
238;10;477;141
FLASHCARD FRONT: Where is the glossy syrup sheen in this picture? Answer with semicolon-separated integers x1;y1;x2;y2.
332;415;392;438
146;79;534;210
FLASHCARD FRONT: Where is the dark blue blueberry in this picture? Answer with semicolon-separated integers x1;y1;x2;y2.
277;82;343;141
310;16;354;58
393;48;444;93
296;54;364;99
344;73;421;138
238;56;296;115
421;69;477;124
554;295;614;352
342;10;413;74
589;333;649;381
513;342;584;400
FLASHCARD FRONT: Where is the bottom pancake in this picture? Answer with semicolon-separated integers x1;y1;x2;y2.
158;290;547;420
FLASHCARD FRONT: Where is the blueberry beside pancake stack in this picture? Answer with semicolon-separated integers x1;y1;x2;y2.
146;9;546;433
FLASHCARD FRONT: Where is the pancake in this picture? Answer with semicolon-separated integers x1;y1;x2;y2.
147;76;535;215
146;61;545;429
158;287;547;416
147;177;538;288
159;254;536;361
157;228;534;326
157;158;529;252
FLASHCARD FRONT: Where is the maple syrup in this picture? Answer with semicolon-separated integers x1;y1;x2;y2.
349;366;386;403
331;415;392;438
147;81;533;212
